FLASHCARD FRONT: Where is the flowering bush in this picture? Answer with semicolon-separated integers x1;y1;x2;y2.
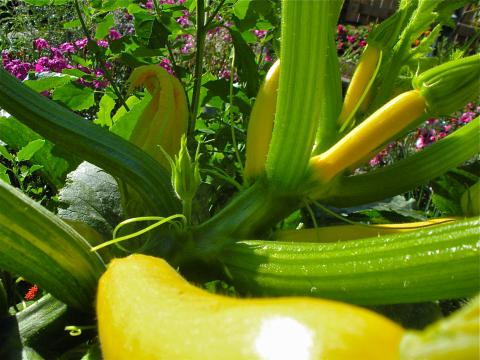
336;23;370;62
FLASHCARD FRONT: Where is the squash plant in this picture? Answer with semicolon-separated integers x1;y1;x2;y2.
0;0;479;358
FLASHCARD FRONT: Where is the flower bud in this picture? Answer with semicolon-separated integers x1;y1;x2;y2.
412;55;480;117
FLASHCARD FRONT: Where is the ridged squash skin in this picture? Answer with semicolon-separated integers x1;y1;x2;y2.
244;60;280;180
97;254;404;360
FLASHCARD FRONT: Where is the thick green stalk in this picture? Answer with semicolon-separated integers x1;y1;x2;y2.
313;0;344;154
0;69;180;216
266;0;342;190
220;217;480;305
0;181;105;310
312;117;480;207
188;180;301;263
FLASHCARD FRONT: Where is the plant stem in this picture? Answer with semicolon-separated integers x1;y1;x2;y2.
190;180;301;261
205;0;227;28
266;0;342;190
189;0;207;134
221;217;480;305
228;49;244;174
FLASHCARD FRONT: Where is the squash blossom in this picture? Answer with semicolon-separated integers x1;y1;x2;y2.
128;65;188;170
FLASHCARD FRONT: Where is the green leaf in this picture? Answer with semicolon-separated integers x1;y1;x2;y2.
17;139;45;162
111;95;142;123
24;73;74;93
57;162;124;237
110;94;150;139
95;13;115;40
26;164;44;176
53;83;95;111
22;0;49;5
101;0;130;12
0;116;78;189
62;68;89;78
0;145;14;161
134;11;170;49
436;0;472;28
228;28;259;97
94;93;116;127
233;0;253;19
63;19;81;29
430;168;477;216
0;164;9;185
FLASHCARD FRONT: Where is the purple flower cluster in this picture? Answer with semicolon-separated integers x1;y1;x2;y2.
253;30;268;39
2;51;32;79
160;58;173;74
144;0;185;9
414;103;480;150
369;102;480;167
176;10;191;27
1;32;125;90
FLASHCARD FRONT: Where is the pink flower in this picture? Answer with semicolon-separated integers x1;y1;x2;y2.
50;47;63;58
359;40;367;47
75;38;88;49
176;13;190;27
109;29;122;40
337;42;344;50
34;38;49;51
34;57;50;72
48;57;71;72
253;29;267;39
97;40;109;48
337;24;344;34
369;154;382;166
160;58;173;74
144;0;153;9
415;136;425;150
347;35;356;44
93;79;109;89
59;42;76;53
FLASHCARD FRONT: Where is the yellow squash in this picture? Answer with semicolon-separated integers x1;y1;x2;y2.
310;89;426;183
97;254;404;360
337;45;382;125
244;60;280;181
274;217;457;243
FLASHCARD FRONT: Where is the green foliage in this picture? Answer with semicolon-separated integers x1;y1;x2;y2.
0;115;78;191
57;162;123;237
53;83;95;111
0;0;478;356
